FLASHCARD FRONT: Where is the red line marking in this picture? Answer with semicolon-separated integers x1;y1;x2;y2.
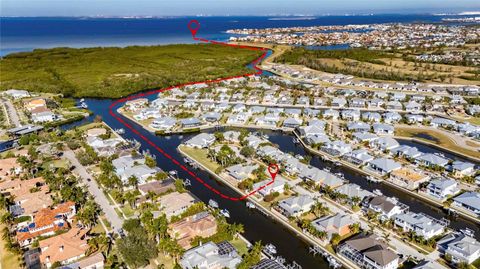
109;21;273;201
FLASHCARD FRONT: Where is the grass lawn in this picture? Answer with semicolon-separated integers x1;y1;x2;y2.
1;44;263;98
472;257;480;268
179;145;220;172
395;127;480;159
0;224;22;269
230;237;249;256
155;254;176;269
121;204;136;218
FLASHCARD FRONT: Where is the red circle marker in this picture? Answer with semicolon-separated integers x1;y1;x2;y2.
188;20;200;37
267;163;279;180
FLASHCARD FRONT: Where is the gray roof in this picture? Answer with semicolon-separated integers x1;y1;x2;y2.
180;241;242;269
345;234;398;267
368;158;402;173
416;153;450;166
336;183;373;200
453;192;480;211
278;195;315;216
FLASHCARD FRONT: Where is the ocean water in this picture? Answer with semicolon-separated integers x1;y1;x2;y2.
0;14;454;56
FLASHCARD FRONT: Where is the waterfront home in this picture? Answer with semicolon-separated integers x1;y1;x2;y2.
391;145;422;160
224;131;241;143
298;166;343;188
125;98;148;111
352;132;378;143
168;212;217;249
430;117;456;129
184;133;215;148
31;109;59;123
24;98;47;111
367;158;402;176
3;89;30;99
305;133;331;145
370;137;400;152
323;109;340;120
383;112;402;124
415;153;449;168
137;179;175;198
255;114;280;127
150;116;177;131
362;112;382;123
389;167;430;190
85;136;123;156
283;117;303;128
252;177;286;197
452;192;480;216
437;232;480;265
335;183;374;202
245;134;266;148
151;98;168;108
202;112;222;123
180;241;242;269
372;123;395;135
278;195;315;217
347;122;371;133
133;107;161;120
405;114;424;124
180;117;202;128
426;178;460;200
85;128;107;137
364;196;404;220
341;109;361;121
39;227;89;268
456;123;480;136
225;113;247;125
312;213;356;239
16;201;76;247
158;192;196;220
112;155;159;185
297;125;325;137
321;140;352;156
343;149;374;165
448;161;476;177
393;212;445;240
226;163;259;181
337;234;399;269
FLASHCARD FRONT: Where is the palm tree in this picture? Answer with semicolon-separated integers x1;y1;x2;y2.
125;191;137;209
0;212;13;225
127;175;139;189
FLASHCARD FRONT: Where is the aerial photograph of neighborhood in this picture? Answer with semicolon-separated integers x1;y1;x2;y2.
1;0;480;269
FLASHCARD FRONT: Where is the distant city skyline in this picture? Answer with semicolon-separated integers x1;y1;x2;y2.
1;0;480;17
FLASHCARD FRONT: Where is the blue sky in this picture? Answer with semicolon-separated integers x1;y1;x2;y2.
1;0;479;16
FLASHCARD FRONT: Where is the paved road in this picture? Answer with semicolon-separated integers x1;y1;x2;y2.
64;150;124;232
1;98;21;127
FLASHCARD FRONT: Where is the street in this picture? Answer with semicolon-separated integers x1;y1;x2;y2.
63;150;124;232
1;98;21;128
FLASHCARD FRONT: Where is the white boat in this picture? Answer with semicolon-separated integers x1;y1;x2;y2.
264;244;277;255
208;199;219;208
220;209;230;218
460;228;475;237
373;189;383;196
246;201;256;209
115;128;125;134
367;176;381;183
168;170;177;176
79;103;88;109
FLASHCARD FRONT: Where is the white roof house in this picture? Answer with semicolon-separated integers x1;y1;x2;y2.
3;89;30;99
278;195;315;217
426;178;459;200
370;137;400;151
367;158;402;175
335;183;373;201
438;233;480;265
149;116;177;130
453;192;480;216
226;163;258;181
184;133;215;148
252;177;286;197
394;212;445;240
415;153;450;168
180;241;242;269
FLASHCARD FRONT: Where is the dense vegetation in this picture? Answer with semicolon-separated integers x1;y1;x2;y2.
0;44;262;98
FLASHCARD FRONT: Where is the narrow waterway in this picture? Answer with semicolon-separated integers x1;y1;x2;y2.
70;98;332;269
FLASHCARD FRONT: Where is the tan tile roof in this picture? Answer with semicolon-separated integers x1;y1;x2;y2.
39;227;89;265
391;167;428;182
0;158;20;181
16;201;76;242
168;212;217;249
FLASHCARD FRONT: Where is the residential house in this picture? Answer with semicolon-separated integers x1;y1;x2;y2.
60;252;104;269
367;158;402;176
415;153;449;168
362;112;382;123
383;112;402;124
39;228;89;268
150;116;177;131
321;141;352;157
283;117;302;128
391;145;422;160
180;118;202;128
364;196;404;219
343;149;374;165
158;192;196;220
341;110;361;121
184;133;215;148
426;178;460;200
405;114;424;124
25;98;47;111
449;161;476;177
17;201;76;246
252;177;286;197
277;195;315;217
393;212;445;240
389;167;430;190
179;241;242;269
372;123;394;135
311;213;356;239
430;118;456;129
437;233;480;264
370;137;400;152
226;112;249;124
323;109;340;120
405;101;422;112
226;163;258;181
347;122;371;133
352;132;378;143
255;114;280;127
337;234;399;269
452;192;480;216
386;101;403;110
168;212;217;249
203;112;222;123
335;183;374;202
3;89;30;99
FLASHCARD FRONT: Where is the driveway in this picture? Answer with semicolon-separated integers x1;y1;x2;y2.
1;98;21;127
64;150;124;232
